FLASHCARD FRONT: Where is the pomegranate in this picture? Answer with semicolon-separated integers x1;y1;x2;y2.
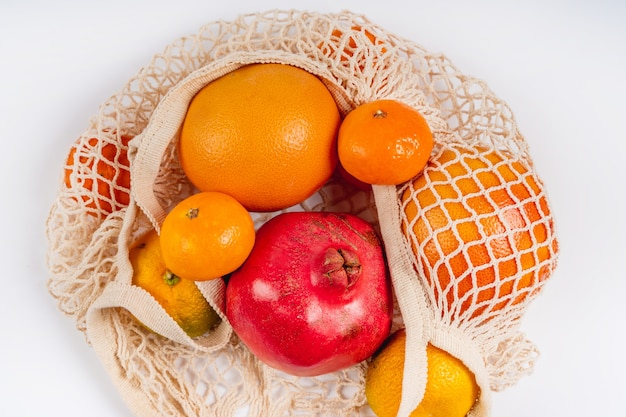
225;211;393;377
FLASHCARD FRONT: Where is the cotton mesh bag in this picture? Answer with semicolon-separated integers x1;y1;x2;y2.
46;9;559;417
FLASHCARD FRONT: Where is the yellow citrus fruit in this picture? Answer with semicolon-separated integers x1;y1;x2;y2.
178;63;341;212
130;229;220;338
159;191;255;281
366;329;479;417
338;99;434;185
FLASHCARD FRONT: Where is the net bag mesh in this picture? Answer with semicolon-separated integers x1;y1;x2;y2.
46;9;559;417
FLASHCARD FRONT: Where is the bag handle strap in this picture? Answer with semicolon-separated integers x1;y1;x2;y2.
128;50;354;233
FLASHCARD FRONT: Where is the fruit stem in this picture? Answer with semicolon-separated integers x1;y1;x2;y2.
186;207;199;219
163;270;181;286
373;109;387;119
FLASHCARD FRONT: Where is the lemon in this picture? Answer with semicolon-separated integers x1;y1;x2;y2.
129;229;220;338
365;329;479;417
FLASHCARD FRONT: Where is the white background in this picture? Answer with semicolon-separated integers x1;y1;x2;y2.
1;0;625;416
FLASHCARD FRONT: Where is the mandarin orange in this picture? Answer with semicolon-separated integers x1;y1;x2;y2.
338;100;433;185
159;191;255;281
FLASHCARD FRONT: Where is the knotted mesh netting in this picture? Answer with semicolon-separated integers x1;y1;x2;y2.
47;9;558;417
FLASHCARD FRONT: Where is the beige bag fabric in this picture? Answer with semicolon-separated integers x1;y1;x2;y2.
47;9;559;417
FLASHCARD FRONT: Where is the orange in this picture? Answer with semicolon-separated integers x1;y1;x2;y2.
401;145;559;319
320;25;387;69
338;100;434;185
159;191;255;281
366;329;479;417
130;229;221;338
64;131;132;217
178;63;341;212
